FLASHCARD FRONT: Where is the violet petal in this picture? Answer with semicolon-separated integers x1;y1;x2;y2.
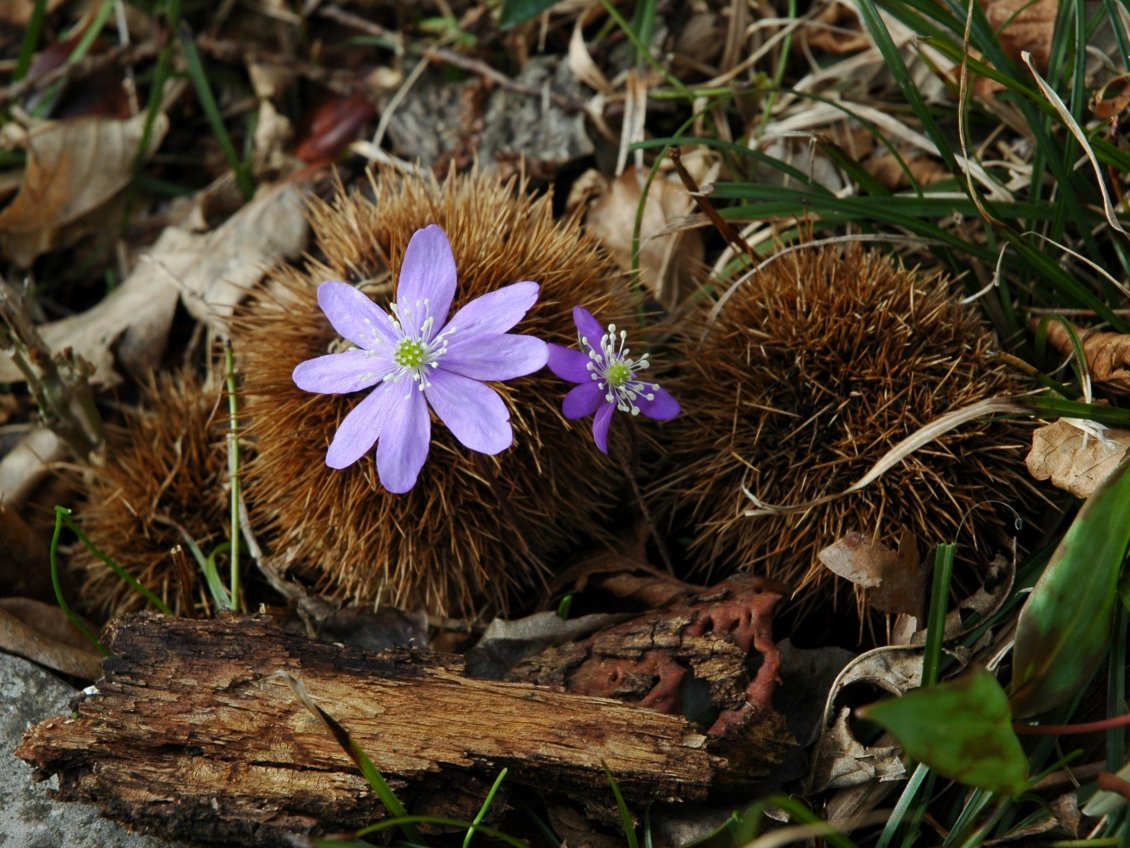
572;306;605;352
425;369;513;454
376;386;431;493
547;343;592;383
395;224;457;338
293;350;394;395
443;334;548;381
446;281;539;337
591;400;615;454
317;281;400;350
326;381;399;469
636;385;680;421
562;381;603;419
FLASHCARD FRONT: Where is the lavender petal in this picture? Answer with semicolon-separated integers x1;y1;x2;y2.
446;281;539;337
395;225;457;338
376;385;431;493
591;400;615;454
443;334;548;381
293;350;395;395
547;343;592;383
425;369;513;455
317;281;400;350
325;381;399;469
636;385;681;421
572;306;606;353
562;381;603;419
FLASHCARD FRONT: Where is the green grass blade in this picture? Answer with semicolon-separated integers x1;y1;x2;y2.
225;342;241;611
50;507;109;655
56;506;174;617
922;544;955;687
602;763;638;848
14;0;50;81
178;25;255;201
463;769;507;848
1010;456;1130;717
854;0;957;173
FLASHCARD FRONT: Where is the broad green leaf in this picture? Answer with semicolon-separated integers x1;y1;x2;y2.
1010;456;1130;718
861;667;1028;796
498;0;557;29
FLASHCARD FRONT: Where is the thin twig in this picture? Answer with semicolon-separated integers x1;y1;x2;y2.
668;145;757;266
616;419;674;574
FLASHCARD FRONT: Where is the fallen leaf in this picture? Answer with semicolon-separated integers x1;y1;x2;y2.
818;529;925;616
0;226;185;385
809;645;923;791
1092;74;1130;121
1026;418;1130;498
0;182;310;385
586;166;705;309
1040;319;1130;394
0;111;168;266
0;503;52;601
0;597;103;679
166;182;309;331
980;0;1057;70
0;0;64;26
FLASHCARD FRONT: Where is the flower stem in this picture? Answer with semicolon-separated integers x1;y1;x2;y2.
616;419;674;574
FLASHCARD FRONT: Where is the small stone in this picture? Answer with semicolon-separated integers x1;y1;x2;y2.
0;653;182;848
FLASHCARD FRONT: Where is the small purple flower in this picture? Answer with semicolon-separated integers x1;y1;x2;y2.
546;306;679;454
293;224;548;494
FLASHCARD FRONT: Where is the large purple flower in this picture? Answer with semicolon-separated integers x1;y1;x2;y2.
547;306;679;454
293;224;548;493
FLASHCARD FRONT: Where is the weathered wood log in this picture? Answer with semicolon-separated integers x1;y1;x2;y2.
16;612;788;846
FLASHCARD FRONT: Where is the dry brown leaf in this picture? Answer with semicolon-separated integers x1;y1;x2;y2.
810;645;924;791
819;532;886;588
818;529;924;616
168;182;308;331
0;227;186;385
0;597;103;679
1092;74;1130;121
1026;418;1130;498
1042;320;1130;394
980;0;1058;70
0;183;307;384
0;112;168;266
0;0;64;26
585;166;704;309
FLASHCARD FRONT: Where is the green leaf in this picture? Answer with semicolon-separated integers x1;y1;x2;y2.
498;0;557;29
1010;456;1130;718
861;667;1029;796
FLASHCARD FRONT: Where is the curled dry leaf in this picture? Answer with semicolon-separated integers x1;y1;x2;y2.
1041;319;1130;394
818;529;924;616
1026;418;1130;498
585;165;705;309
0;111;168;267
0;597;103;680
809;645;924;791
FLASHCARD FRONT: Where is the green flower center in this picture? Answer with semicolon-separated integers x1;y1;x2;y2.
395;338;427;368
605;359;632;387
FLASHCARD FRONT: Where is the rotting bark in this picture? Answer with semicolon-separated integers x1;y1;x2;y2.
16;612;789;846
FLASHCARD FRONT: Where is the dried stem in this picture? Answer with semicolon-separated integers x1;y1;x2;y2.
0;281;105;464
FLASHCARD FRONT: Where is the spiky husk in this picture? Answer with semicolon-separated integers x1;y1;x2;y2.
654;244;1041;612
72;369;227;619
234;169;636;617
